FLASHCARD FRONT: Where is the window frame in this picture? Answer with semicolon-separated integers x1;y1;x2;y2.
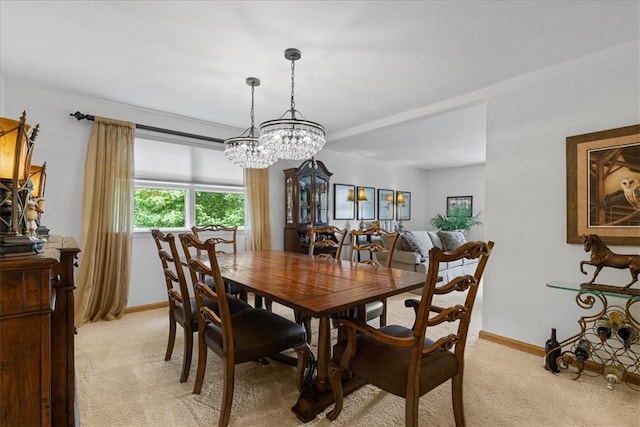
133;179;245;233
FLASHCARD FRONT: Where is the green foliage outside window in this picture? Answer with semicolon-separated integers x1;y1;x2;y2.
134;188;186;228
195;191;244;227
133;187;245;229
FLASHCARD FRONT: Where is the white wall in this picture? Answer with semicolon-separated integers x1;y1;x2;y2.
483;41;640;347
424;164;486;242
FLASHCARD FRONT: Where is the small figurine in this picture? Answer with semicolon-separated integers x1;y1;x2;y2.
580;234;640;288
24;196;39;236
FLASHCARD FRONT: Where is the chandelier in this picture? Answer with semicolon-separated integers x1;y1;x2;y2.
224;77;276;169
259;48;326;161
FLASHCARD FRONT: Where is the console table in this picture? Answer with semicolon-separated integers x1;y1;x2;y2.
545;281;639;390
0;236;80;426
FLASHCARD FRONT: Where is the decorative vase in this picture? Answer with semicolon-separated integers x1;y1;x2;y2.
544;328;561;373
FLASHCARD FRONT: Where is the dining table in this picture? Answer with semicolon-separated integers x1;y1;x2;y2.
211;249;427;422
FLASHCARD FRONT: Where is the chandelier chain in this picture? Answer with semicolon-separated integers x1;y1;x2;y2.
290;57;296;113
250;84;255;129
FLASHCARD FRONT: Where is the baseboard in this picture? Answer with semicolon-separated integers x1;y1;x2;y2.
478;330;640;386
124;301;168;314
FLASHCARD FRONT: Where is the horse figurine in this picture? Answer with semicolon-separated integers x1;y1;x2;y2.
580;234;640;288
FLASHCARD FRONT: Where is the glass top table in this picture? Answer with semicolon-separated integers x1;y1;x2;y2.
547;281;640;301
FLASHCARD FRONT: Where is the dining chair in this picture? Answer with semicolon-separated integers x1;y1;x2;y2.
179;233;312;427
328;240;494;427
295;224;349;342
308;224;348;260
191;224;238;254
151;229;252;383
348;227;400;326
191;224;246;302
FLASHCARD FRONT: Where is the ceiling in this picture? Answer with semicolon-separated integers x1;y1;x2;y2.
1;1;638;170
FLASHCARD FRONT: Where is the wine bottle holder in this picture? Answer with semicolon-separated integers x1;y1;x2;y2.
547;289;640;391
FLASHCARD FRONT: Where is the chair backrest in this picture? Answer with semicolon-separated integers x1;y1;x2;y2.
348;228;400;267
191;224;238;254
414;241;494;363
308;225;348;260
151;229;191;316
179;233;234;352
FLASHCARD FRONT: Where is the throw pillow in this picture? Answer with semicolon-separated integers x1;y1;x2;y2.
401;231;427;261
438;231;467;252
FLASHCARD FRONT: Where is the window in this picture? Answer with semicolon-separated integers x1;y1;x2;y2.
134;187;186;228
194;190;244;226
133;181;244;230
133;135;244;231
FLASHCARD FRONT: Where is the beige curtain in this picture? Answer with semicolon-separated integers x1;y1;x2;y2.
75;117;135;325
244;168;271;250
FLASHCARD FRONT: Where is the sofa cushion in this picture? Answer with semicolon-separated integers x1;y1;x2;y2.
400;232;426;261
427;231;442;250
438;231;467;251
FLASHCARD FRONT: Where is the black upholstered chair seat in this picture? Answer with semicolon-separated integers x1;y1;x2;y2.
203;308;308;364
174;296;252;332
333;324;458;398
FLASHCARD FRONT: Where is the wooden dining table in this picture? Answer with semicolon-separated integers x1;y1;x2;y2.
212;250;427;422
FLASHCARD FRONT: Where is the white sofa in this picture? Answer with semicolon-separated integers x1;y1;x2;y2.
376;230;479;281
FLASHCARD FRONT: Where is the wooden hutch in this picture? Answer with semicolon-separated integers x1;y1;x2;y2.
283;159;332;253
0;236;80;426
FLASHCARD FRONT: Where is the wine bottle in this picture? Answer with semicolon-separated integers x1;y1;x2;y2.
595;318;612;342
617;323;638;348
603;364;624;391
544;328;561;373
575;339;591;363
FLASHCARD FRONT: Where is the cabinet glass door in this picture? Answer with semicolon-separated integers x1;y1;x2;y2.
286;177;294;224
298;175;312;225
316;177;329;224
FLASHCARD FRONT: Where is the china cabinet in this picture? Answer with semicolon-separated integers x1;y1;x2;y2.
283;159;332;253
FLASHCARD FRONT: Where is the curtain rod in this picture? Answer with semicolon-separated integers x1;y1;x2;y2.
69;111;225;144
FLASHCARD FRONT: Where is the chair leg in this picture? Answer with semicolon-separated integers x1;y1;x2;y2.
165;314;176;361
326;361;344;421
192;333;207;394
293;342;312;393
452;373;465;427
180;328;193;383
405;389;419;427
380;298;387;327
219;360;235;427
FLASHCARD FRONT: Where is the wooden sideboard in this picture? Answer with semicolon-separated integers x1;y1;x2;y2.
0;236;80;426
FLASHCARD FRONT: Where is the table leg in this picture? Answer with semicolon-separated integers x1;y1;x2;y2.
292;314;368;423
316;316;330;393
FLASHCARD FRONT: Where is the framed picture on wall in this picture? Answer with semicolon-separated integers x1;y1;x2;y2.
356;186;376;220
377;189;394;220
446;196;473;217
566;124;640;245
333;184;355;220
396;191;411;220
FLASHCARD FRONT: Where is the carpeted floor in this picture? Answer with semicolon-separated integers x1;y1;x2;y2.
75;292;639;426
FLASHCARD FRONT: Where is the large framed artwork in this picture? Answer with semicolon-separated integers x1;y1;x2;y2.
356;186;376;220
396;191;411;220
333;184;355;220
377;189;395;220
566;124;640;245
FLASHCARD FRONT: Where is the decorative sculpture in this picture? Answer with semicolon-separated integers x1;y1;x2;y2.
580;234;639;289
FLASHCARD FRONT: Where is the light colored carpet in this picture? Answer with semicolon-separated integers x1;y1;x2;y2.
75;292;639;426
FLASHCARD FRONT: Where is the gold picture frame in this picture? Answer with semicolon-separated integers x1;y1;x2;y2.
566;124;640;245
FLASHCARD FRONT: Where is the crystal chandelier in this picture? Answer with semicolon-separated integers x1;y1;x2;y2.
224;77;276;169
259;48;326;161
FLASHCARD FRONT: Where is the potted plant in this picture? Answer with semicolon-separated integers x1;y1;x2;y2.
430;206;482;233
